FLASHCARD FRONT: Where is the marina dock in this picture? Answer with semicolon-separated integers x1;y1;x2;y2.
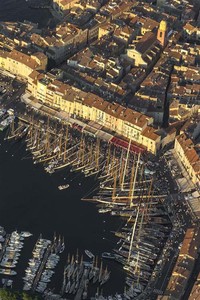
0;109;177;299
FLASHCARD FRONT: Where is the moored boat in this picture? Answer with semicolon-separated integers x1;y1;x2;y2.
102;252;116;260
85;250;94;259
58;184;69;190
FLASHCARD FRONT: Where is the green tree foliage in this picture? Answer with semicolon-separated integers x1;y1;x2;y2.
0;289;40;300
0;289;17;300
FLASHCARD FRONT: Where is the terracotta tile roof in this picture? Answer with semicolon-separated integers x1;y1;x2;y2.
0;49;9;58
135;32;157;54
8;49;39;70
177;134;200;174
184;23;196;32
141;126;159;141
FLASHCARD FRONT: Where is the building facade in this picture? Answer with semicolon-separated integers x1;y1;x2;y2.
27;71;161;154
174;134;200;185
0;49;47;79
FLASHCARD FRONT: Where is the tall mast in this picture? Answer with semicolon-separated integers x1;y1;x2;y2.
119;150;125;187
64;126;68;162
89;142;93;165
128;207;139;263
29;123;33;144
112;165;118;202
144;178;153;222
121;139;131;190
35;127;40;149
128;155;136;199
81;139;86;165
105;143;111;174
135;254;140;286
95;138;100;171
78;133;84;161
110;147;116;177
58;133;62;159
45;116;50;154
136;202;145;245
129;152;141;208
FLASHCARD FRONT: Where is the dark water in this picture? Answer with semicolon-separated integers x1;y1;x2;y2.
0;0;53;28
0;1;125;295
0;133;125;295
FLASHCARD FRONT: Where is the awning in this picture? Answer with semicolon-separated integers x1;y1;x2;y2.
110;137;146;154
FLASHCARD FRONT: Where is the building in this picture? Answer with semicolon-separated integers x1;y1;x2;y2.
126;31;162;68
52;0;79;15
161;228;200;300
174;133;200;185
183;23;200;41
157;20;167;47
129;56;172;124
31;23;88;63
27;71;161;154
189;273;200;300
0;49;47;79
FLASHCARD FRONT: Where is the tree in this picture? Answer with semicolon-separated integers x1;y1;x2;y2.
0;289;17;300
0;289;40;300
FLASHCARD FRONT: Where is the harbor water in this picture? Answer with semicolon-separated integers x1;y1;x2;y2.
0;1;125;295
0;130;125;295
0;0;54;28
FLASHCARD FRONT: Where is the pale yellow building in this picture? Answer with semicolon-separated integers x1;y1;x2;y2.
184;23;200;41
163;228;200;300
52;0;79;14
174;134;200;184
98;24;116;40
0;50;7;69
139;126;161;154
157;20;167;47
0;49;47;79
126;32;161;68
27;71;161;154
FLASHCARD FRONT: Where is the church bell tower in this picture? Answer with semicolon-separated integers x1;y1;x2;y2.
157;20;167;47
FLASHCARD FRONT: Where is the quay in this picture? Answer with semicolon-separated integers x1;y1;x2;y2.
20;93;143;147
32;243;52;291
0;91;198;300
2;108;175;299
0;0;199;296
0;234;10;263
